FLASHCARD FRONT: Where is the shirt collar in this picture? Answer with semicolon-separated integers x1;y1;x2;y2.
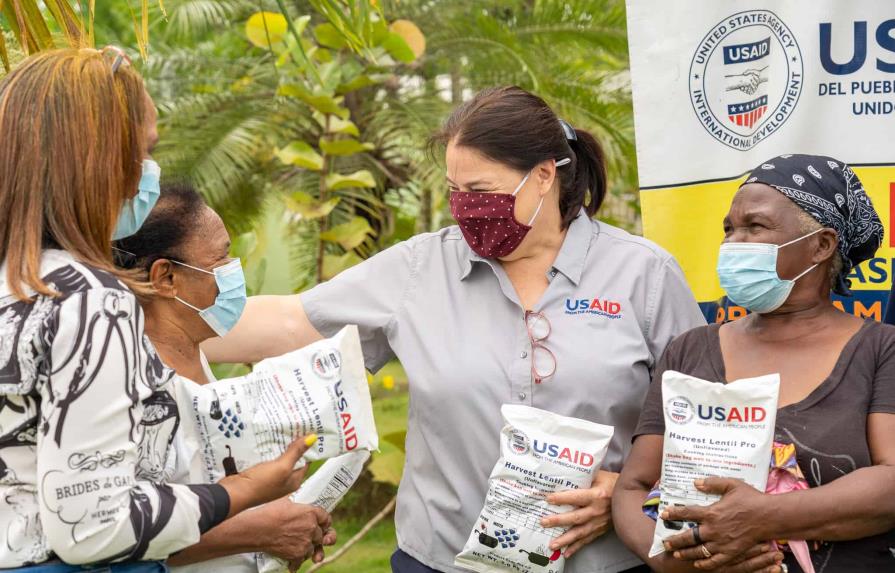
458;209;593;284
459;243;486;281
549;209;592;286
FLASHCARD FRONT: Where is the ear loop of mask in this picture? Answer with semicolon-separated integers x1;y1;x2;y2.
782;228;825;282
790;263;819;282
169;260;216;312
175;295;203;313
779;227;824;249
513;158;572;227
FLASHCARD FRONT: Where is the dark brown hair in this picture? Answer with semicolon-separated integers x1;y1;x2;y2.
114;181;207;277
431;86;607;229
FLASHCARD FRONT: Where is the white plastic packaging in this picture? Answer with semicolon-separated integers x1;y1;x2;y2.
455;405;614;573
256;450;371;573
174;325;378;483
649;370;780;557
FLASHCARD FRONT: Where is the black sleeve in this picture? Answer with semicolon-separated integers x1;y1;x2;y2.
188;483;231;533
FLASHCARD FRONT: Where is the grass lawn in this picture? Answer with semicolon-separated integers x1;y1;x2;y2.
300;515;397;572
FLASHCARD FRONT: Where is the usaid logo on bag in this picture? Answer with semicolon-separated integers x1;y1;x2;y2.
689;10;803;150
311;349;341;380
507;429;530;455
665;396;695;424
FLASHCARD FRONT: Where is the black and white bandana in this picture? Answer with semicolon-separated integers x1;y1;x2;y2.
742;154;884;295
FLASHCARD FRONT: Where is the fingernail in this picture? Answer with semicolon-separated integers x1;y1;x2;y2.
660;511;669;520
663;541;672;551
776;552;784;562
673;552;681;559
304;434;318;446
549;542;557;550
694;478;705;487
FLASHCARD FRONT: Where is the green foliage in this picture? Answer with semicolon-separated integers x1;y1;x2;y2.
245;11;288;48
277;141;325;170
326;169;376;190
0;1;193;65
320;216;373;249
141;0;638;296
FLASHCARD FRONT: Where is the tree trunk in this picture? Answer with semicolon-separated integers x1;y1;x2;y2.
451;62;462;104
418;180;433;234
415;68;465;234
316;115;331;284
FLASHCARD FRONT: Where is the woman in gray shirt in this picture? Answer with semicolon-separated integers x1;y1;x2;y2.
204;86;705;573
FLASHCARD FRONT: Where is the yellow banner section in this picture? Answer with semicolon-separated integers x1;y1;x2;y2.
641;166;895;305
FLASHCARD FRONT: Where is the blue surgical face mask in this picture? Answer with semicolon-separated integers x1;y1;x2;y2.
173;258;247;337
716;228;822;314
113;159;161;240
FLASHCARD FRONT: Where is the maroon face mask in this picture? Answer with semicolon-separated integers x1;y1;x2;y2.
450;170;541;258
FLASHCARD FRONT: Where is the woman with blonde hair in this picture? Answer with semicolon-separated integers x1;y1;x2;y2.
0;48;316;572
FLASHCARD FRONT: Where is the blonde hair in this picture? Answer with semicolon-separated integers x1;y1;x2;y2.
0;48;149;301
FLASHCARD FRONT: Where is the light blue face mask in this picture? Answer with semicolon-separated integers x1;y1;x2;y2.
174;258;247;337
716;228;822;314
113;159;162;240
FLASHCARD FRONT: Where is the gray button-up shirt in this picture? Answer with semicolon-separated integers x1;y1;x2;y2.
301;211;705;572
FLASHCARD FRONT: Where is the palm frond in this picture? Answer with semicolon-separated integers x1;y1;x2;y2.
161;0;253;41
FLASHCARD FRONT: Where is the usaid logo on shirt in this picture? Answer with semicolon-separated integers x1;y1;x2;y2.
564;297;623;319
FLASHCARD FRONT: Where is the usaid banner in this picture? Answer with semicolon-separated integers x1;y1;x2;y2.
626;0;895;322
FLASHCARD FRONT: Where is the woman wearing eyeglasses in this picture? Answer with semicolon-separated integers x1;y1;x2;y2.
0;49;315;572
203;86;706;573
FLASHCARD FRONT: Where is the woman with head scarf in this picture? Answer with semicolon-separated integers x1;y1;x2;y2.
612;154;895;573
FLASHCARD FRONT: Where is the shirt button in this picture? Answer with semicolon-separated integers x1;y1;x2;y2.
518;392;527;400
520;351;528;359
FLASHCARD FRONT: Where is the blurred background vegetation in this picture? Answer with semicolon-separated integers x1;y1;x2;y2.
1;1;636;570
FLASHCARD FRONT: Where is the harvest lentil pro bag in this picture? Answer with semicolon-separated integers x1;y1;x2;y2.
174;325;377;483
256;450;371;573
649;370;780;557
455;405;614;573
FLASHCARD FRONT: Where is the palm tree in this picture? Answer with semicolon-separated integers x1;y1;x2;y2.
3;0;639;291
391;0;638;230
0;1;175;70
144;1;425;291
151;0;636;288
